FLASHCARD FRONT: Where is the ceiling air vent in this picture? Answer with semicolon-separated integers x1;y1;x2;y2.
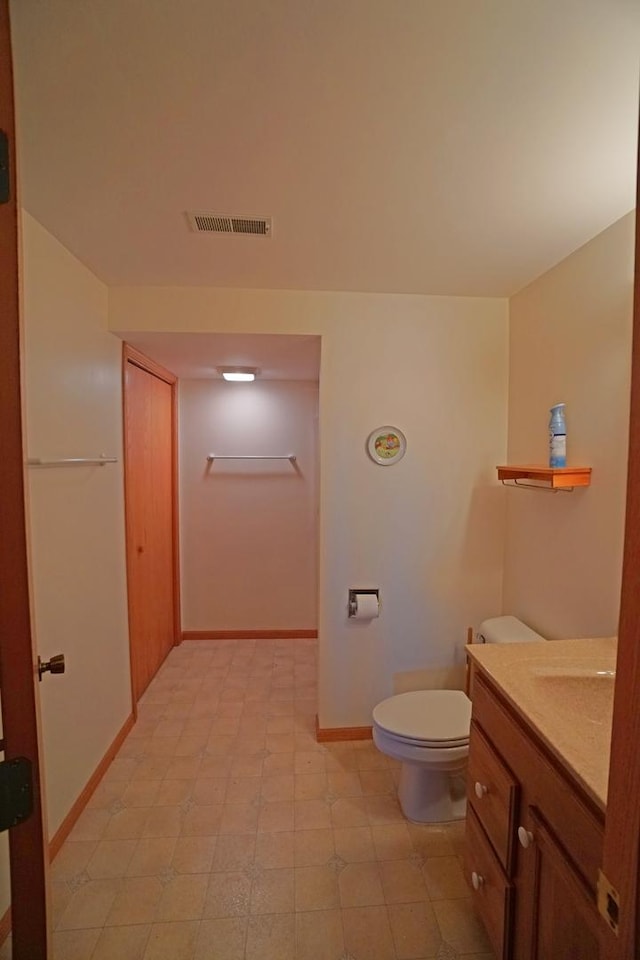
187;213;272;236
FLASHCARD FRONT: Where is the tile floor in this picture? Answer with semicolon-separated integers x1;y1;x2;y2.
9;638;495;959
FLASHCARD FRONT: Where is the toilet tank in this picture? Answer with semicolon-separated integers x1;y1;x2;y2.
476;615;546;644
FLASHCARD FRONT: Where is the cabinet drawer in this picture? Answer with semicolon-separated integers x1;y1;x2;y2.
468;721;518;873
472;673;604;896
465;805;513;960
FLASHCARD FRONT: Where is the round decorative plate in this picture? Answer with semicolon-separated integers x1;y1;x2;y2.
367;426;407;465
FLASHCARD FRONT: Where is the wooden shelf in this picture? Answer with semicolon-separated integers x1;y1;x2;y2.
497;465;592;491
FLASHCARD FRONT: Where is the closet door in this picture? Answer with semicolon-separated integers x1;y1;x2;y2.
123;347;179;702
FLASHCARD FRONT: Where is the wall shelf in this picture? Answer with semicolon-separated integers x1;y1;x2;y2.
497;465;592;492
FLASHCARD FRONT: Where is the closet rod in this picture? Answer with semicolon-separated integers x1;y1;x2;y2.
27;456;118;467
206;454;297;463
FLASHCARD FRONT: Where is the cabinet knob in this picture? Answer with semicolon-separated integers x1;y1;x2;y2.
474;781;488;799
518;826;534;849
471;871;485;890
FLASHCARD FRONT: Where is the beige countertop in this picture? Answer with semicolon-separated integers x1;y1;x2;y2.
466;636;617;811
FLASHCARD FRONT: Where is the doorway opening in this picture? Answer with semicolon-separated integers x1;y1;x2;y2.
120;331;321;694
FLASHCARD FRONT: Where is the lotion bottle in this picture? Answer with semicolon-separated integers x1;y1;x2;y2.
549;403;567;468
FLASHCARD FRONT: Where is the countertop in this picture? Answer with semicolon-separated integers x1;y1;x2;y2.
466;636;617;811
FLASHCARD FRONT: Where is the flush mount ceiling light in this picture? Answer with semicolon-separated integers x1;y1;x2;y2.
217;366;259;382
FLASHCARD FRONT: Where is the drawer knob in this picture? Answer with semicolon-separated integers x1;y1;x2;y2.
474;781;488;799
518;826;535;849
471;871;485;890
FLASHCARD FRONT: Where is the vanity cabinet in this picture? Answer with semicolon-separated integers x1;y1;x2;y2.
465;670;604;959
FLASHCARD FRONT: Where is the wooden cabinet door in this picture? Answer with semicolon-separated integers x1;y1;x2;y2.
124;349;179;702
516;809;601;960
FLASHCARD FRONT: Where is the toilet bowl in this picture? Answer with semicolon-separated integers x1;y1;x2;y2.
372;616;546;823
373;689;472;822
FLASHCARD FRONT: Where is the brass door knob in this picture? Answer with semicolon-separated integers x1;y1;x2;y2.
38;654;66;681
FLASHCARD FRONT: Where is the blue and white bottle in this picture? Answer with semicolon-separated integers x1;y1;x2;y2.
549;403;566;468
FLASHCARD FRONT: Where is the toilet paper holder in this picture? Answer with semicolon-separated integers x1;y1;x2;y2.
348;589;380;618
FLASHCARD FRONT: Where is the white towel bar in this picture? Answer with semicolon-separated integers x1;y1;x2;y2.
206;454;296;462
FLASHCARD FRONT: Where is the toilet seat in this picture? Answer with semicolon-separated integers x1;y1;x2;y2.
372;690;472;747
378;730;469;749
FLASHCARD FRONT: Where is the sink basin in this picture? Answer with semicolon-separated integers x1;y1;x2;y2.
517;655;616;679
526;657;615;726
531;665;616;680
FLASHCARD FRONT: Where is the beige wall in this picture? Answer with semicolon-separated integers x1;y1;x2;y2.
21;204;631;764
22;213;132;835
503;213;635;639
179;378;319;631
110;287;509;726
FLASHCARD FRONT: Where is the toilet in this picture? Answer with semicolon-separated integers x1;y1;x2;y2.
372;616;546;823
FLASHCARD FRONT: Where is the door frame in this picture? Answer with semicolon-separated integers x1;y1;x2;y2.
122;343;181;706
0;1;49;955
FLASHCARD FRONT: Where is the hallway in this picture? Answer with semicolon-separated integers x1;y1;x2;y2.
27;638;492;959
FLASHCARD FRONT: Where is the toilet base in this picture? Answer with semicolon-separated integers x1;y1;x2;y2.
398;762;467;823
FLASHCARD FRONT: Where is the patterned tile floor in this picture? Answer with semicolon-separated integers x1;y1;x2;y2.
6;638;495;959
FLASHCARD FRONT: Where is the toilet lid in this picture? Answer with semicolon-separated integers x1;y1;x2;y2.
372;690;472;743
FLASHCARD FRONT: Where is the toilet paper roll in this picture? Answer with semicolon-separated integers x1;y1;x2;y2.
351;593;379;620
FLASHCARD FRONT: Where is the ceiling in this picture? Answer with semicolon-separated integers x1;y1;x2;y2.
120;332;320;380
9;1;640;298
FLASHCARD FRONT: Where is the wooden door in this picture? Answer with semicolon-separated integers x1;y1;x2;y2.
600;126;640;959
123;346;179;702
0;2;49;956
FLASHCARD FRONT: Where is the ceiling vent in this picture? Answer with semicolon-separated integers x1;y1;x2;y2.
186;213;272;236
